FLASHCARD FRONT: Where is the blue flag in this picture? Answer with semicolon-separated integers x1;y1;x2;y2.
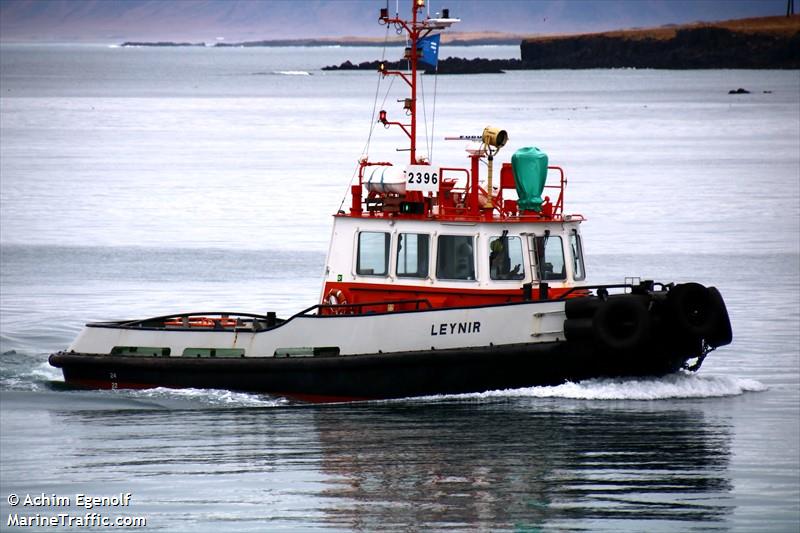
418;34;440;68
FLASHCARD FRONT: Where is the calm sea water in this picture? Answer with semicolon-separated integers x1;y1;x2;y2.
0;44;798;532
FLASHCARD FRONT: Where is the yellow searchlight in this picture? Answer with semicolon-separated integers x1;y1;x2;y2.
482;126;508;149
481;126;508;208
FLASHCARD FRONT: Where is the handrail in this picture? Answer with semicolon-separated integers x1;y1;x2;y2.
544;165;566;217
555;280;669;300
433;164;569;220
347;159;576;222
113;311;277;327
437;167;470;217
298;298;434;317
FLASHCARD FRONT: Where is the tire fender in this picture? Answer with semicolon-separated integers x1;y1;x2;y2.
706;286;732;347
564;317;593;340
565;297;602;319
666;283;718;339
592;296;652;352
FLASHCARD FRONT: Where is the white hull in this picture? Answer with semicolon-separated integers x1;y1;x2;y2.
69;301;567;358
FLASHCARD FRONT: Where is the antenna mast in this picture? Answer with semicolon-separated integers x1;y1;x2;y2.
378;0;457;164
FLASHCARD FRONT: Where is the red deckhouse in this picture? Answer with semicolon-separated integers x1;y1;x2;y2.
322;0;584;311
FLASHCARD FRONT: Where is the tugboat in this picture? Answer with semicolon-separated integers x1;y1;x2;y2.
49;1;732;402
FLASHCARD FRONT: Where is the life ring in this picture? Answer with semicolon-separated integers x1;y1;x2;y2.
324;289;349;316
327;289;346;306
592;295;652;353
666;283;718;340
326;289;347;306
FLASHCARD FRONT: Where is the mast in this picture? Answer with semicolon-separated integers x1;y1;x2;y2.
410;0;419;165
378;0;457;165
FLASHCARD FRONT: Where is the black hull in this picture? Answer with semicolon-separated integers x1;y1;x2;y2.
49;341;687;402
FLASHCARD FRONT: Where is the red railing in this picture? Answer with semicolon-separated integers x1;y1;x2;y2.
347;158;572;223
433;163;568;221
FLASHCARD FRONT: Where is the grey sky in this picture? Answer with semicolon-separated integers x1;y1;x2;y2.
0;0;791;43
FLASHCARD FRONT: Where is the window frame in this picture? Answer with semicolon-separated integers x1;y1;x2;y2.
488;235;526;281
396;232;431;279
355;231;391;277
436;234;477;282
533;233;567;281
569;231;586;281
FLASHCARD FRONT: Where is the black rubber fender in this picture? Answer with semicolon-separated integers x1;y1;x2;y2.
706;286;733;347
666;282;719;339
564;297;602;319
564;317;593;340
592;295;653;353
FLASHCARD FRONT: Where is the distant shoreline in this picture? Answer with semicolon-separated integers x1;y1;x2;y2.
120;15;799;49
120;37;522;48
121;42;206;47
325;15;800;72
120;15;799;71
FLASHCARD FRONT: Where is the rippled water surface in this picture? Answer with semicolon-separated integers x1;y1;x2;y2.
1;44;798;531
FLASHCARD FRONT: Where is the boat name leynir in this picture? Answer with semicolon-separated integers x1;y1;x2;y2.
431;321;481;335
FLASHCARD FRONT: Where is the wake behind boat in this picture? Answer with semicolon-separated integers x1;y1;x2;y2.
49;1;732;403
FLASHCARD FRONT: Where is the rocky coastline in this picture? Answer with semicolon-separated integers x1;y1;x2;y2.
322;57;521;74
120;41;205;47
324;26;799;73
519;26;800;69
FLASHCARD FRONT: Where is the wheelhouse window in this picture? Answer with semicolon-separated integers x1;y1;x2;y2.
436;235;475;281
489;235;525;280
397;233;429;278
570;232;586;281
356;231;390;276
534;234;566;281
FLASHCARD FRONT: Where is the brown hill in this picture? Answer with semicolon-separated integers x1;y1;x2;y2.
520;15;800;69
524;15;800;42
